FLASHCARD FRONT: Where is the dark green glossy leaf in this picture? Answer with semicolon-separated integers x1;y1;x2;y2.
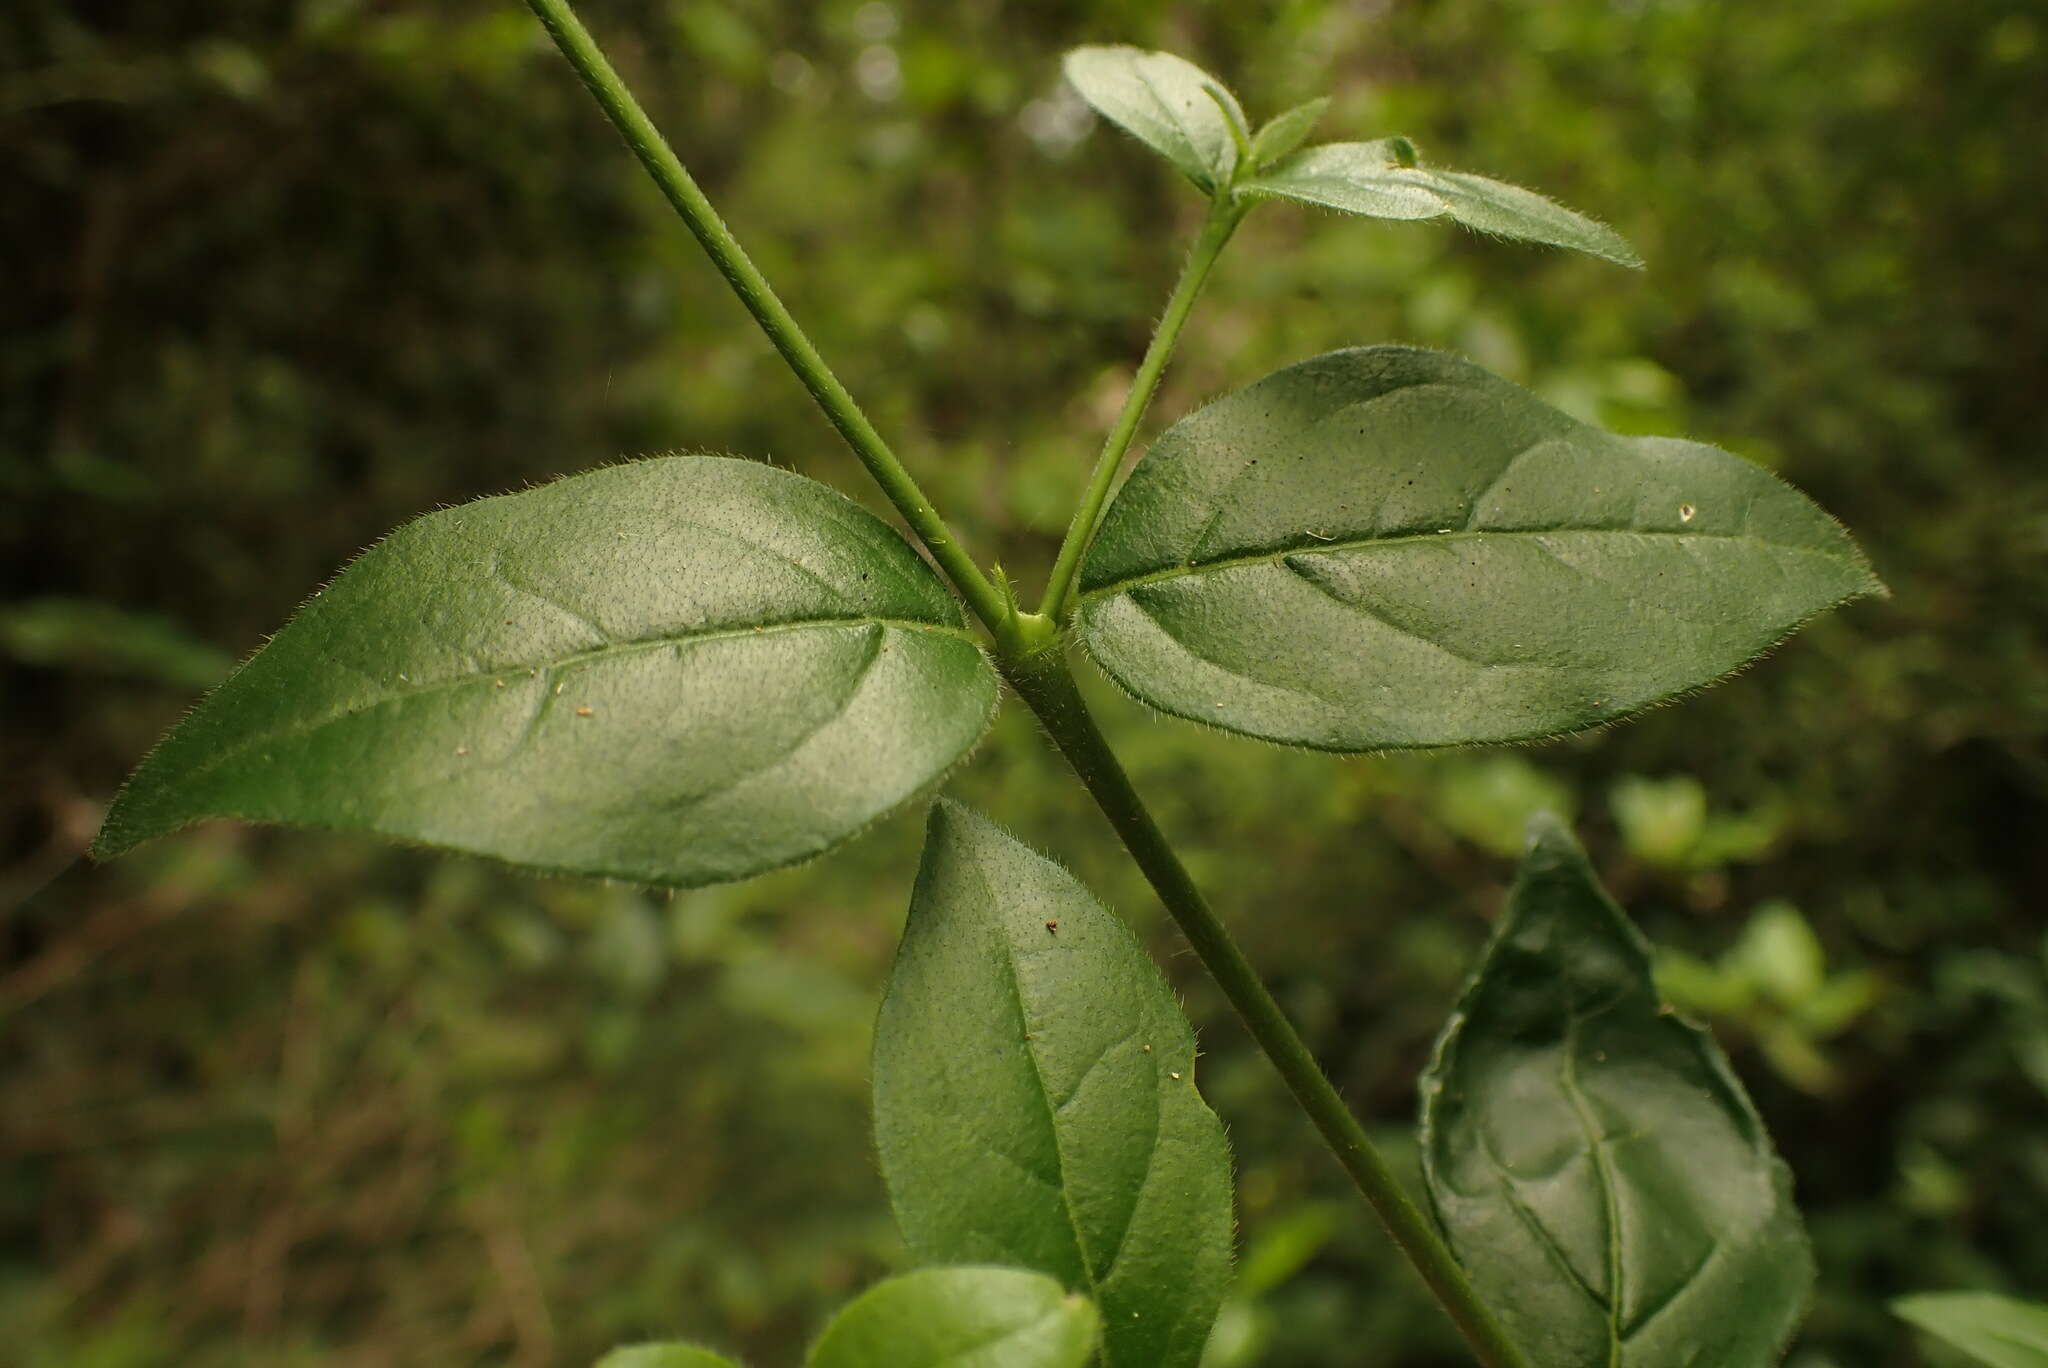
1077;346;1879;752
96;457;998;887
596;1346;745;1368
1247;96;1329;169
1894;1291;2048;1368
807;1267;1099;1368
1063;46;1243;194
1242;139;1642;267
1419;815;1813;1367
873;803;1233;1368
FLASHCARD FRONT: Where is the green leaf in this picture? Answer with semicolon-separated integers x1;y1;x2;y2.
873;803;1233;1368
95;456;999;888
1895;1291;2048;1368
1419;814;1813;1367
596;1345;746;1368
1076;346;1879;752
1241;138;1643;267
1063;46;1243;193
1246;96;1329;169
0;596;235;689
807;1267;1099;1368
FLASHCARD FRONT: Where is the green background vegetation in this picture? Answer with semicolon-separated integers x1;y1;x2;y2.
4;0;2043;1363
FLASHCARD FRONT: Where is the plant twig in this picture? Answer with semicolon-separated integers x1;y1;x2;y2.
1001;649;1538;1368
1038;198;1244;622
524;8;1529;1359
520;0;1010;637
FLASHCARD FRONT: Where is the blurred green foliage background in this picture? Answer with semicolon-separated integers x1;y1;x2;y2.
4;0;2044;1364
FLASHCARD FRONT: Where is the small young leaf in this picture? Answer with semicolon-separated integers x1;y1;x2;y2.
1419;815;1814;1367
1894;1291;2048;1368
96;457;999;888
1241;139;1643;267
1063;46;1243;193
596;1346;746;1368
1246;96;1330;169
1077;346;1880;752
872;803;1233;1368
807;1267;1099;1368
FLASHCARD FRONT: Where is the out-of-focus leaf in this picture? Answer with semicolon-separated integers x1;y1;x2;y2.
1732;901;1826;1003
1419;814;1813;1366
596;1345;746;1368
1894;1291;2048;1368
0;597;234;689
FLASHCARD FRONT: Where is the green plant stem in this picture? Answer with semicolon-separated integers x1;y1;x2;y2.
1037;199;1245;622
527;6;1522;1354
520;0;1009;636
1001;647;1537;1368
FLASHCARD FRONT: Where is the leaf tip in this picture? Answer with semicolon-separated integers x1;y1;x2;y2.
88;787;163;864
1520;809;1580;861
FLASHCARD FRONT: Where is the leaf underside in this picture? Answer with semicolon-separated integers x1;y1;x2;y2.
1063;45;1242;193
1419;815;1814;1368
807;1267;1099;1368
1894;1291;2048;1368
1077;346;1880;753
1242;139;1642;267
95;456;999;888
872;803;1233;1368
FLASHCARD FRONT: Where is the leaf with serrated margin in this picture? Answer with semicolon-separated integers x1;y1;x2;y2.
596;1346;745;1368
872;803;1233;1368
1420;814;1813;1367
1242;138;1642;267
1247;96;1330;169
807;1267;1099;1368
1076;346;1880;752
1895;1291;2048;1368
95;457;998;888
1063;46;1244;194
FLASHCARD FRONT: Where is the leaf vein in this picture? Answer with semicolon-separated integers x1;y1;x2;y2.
1085;527;1855;604
155;617;970;793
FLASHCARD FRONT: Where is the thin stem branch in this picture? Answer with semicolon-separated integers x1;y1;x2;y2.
1001;649;1537;1368
1037;199;1244;622
525;7;1523;1357
521;0;1009;635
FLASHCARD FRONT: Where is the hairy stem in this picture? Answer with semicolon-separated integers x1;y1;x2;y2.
1038;199;1245;622
526;6;1525;1357
1001;648;1537;1368
521;0;1009;636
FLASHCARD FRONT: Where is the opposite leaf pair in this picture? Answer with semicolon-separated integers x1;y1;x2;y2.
89;29;1886;1367
92;344;1878;885
1063;45;1642;266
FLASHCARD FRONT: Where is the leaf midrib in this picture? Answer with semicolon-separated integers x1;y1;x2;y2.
156;616;974;793
913;1302;1085;1368
1081;525;1849;602
1558;1006;1626;1368
970;853;1115;1363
